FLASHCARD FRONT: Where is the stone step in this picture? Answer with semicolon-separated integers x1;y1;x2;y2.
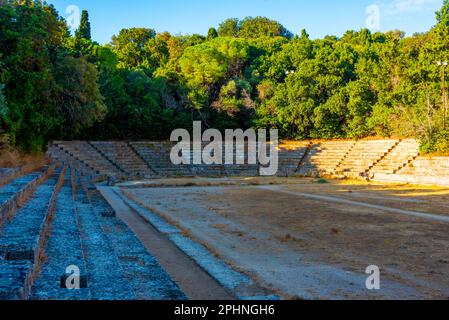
0;260;31;300
30;170;90;300
72;174;136;300
0;167;65;299
80;176;186;300
0;166;57;226
55;142;123;178
89;142;154;177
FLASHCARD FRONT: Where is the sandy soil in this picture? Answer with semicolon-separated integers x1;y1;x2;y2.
122;178;449;300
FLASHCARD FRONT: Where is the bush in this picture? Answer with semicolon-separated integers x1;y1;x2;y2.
420;130;449;155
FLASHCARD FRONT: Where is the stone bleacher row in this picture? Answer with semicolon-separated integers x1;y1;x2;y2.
373;155;449;186
0;164;185;300
130;141;193;177
50;140;311;178
336;140;399;178
90;141;155;179
48;139;449;183
132;141;260;177
369;139;420;175
0;164;58;228
49;141;124;180
299;141;356;176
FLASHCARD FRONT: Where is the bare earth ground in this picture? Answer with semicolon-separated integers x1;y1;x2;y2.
119;178;449;300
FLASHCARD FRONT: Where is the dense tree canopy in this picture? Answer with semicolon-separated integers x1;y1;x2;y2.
218;18;240;37
2;0;449;154
111;28;157;70
238;17;293;39
0;0;106;151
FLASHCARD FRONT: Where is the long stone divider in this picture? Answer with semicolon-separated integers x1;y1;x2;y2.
0;163;60;228
79;175;186;299
117;188;278;300
72;171;137;300
24;165;67;299
30;168;90;300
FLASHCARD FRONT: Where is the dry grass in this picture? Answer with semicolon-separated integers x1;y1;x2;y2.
0;148;48;169
0;148;48;187
419;152;449;157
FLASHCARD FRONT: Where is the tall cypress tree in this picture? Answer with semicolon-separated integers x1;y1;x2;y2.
76;10;91;40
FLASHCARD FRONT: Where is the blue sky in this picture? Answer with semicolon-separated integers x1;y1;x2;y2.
47;0;444;44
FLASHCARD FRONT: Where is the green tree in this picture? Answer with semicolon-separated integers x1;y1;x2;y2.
0;1;106;151
53;56;106;137
436;0;449;26
144;33;170;72
207;27;218;40
218;18;239;37
178;38;250;109
111;28;156;70
0;1;66;151
238;17;293;39
76;10;91;40
212;78;254;116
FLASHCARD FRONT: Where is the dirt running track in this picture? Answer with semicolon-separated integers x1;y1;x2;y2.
117;179;449;300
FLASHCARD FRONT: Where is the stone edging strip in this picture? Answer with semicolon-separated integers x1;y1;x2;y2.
113;188;279;301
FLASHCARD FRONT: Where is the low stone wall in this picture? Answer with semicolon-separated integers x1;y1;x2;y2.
372;156;449;187
372;173;449;187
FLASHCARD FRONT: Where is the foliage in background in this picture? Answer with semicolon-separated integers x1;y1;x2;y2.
0;0;105;152
2;0;449;154
0;84;6;120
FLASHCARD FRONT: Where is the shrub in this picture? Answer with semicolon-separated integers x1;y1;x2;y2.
420;130;449;155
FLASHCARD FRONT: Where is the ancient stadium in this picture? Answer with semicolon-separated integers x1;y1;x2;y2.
0;139;448;300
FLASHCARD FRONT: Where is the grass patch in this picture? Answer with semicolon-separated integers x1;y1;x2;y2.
315;178;329;184
0;147;47;169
